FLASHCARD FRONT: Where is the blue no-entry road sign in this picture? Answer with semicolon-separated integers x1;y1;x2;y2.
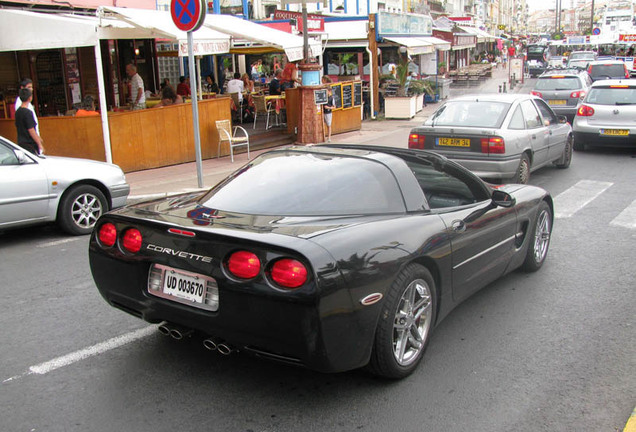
171;0;207;32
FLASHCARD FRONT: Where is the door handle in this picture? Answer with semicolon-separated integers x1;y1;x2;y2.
531;135;537;139
451;220;466;232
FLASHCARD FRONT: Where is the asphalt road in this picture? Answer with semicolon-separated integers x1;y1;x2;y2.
1;92;635;431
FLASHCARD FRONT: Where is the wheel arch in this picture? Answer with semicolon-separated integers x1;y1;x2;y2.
56;179;113;219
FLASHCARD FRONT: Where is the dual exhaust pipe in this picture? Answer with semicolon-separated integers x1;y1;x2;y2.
158;322;235;355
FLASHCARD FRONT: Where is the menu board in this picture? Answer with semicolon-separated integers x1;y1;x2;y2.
314;88;328;105
342;84;352;108
354;82;362;106
331;83;342;109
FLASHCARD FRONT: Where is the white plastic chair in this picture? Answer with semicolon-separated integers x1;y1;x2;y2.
216;119;250;163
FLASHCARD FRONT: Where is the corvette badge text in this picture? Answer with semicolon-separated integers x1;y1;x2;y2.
146;244;213;263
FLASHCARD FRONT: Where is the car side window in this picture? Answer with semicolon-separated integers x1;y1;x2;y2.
533;99;558;125
520;100;543;129
0;143;20;165
405;159;487;209
508;105;526;130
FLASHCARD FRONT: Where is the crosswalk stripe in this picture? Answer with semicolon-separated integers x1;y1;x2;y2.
554;180;613;219
610;199;636;229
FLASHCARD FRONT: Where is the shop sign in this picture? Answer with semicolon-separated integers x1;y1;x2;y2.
619;34;636;42
274;10;325;33
376;12;432;38
567;36;588;44
453;35;476;47
178;39;230;56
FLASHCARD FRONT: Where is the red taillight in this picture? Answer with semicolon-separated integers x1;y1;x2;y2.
570;90;586;99
577;105;594;117
531;91;542;98
480;137;505;154
227;251;261;279
625;67;630;78
408;133;425;149
122;228;142;253
98;223;117;247
270;259;308;289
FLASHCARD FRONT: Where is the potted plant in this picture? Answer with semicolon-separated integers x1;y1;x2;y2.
384;58;418;119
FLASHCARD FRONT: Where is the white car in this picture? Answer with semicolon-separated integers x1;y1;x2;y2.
0;135;129;235
573;79;636;151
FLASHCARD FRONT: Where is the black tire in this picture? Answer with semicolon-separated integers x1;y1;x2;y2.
509;153;531;184
573;139;585;151
367;264;436;379
58;184;108;235
521;201;552;272
554;135;573;169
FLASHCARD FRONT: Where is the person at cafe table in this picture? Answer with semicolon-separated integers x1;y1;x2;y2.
153;86;183;108
226;72;244;102
269;70;282;95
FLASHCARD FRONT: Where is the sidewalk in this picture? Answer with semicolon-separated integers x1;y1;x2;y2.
126;65;517;200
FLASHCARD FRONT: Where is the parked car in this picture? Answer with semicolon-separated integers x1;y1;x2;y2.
572;79;636;151
526;44;550;77
408;94;573;184
586;60;631;81
531;68;592;122
0;135;129;235
89;144;554;379
566;51;598;69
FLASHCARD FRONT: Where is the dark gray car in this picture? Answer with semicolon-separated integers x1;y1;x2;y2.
531;69;592;122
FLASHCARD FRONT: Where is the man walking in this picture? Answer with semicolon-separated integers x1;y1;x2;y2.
13;78;39;135
15;88;44;155
126;64;146;110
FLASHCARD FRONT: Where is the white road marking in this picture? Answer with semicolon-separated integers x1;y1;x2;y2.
2;326;155;384
36;237;83;248
610;199;636;229
554;180;613;219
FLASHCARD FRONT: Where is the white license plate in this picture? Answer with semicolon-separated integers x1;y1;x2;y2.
148;264;219;311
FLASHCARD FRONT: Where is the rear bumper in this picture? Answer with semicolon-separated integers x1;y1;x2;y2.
573;131;636;147
109;183;130;208
447;155;520;179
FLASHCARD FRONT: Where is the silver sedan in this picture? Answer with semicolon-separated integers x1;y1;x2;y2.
0;135;129;235
409;94;573;184
572;79;636;151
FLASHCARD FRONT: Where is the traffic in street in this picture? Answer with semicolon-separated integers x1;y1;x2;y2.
1;74;634;431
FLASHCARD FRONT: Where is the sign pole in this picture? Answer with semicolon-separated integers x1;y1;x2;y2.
188;30;204;188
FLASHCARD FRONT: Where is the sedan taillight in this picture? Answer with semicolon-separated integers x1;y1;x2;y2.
577;105;595;117
481;137;505;154
531;91;542;98
570;90;586;99
408;133;425;149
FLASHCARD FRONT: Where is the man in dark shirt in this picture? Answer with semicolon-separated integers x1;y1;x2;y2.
269;70;282;95
15;88;44;155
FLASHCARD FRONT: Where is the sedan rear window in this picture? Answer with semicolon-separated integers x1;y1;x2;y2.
586;87;636;105
589;65;626;78
428;101;510;128
535;76;581;90
199;152;406;215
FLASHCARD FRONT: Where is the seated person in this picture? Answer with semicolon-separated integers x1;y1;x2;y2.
226;72;244;102
205;74;219;93
176;76;191;98
154;86;183;108
241;73;255;93
269;70;282;95
75;95;99;117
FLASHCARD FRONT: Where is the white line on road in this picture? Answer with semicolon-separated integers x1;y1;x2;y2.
554;180;613;219
36;237;83;248
610;199;636;229
2;326;156;384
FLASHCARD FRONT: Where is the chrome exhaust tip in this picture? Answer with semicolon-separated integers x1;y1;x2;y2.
203;338;219;351
217;343;235;355
158;322;171;336
158;322;192;340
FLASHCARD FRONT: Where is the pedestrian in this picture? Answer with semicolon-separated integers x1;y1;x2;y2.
323;85;335;143
14;78;39;135
176;76;191;98
15;87;44;155
126;64;146;110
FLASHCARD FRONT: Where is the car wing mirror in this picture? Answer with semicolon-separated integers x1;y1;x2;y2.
492;190;515;208
557;115;568;124
14;149;30;164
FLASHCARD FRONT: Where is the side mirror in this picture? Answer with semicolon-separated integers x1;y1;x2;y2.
14;149;30;164
558;115;568;124
492;190;515;208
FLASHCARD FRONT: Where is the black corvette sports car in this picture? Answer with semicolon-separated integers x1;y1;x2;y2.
89;145;553;379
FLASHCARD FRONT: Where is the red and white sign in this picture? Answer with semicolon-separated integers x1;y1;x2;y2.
273;10;324;33
619;34;636;42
